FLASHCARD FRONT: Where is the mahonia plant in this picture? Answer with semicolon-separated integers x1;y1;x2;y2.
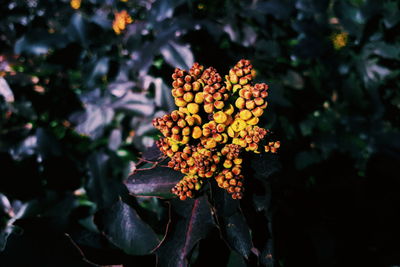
152;60;280;200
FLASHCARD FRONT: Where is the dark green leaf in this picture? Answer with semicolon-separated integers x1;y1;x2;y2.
227;250;247;267
155;196;214;267
295;150;321;170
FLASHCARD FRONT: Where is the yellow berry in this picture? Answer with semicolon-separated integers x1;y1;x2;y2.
192;126;203;139
192;114;202;125
230;74;238;84
213;111;228;124
175;98;187;107
224;104;234;115
235;97;245;109
205;139;217;149
194;92;204;104
195;182;202;190
233;84;242;94
246;116;259;125
233;158;242;165
246;100;255;110
214;100;225;110
204;103;214;113
225;79;232;91
247;143;258;151
239;109;252;121
251;69;257;78
216;123;226;133
177;119;187;128
181;136;190;145
227;126;236;138
252;107;264;117
183;92;194;102
221;133;228;143
239;77;248;85
185;115;195;126
192;81;201;91
171;144;179;152
214;133;223;142
182;127;191;136
254;97;264;106
231;119;247;132
223;160;233;169
187;103;199;114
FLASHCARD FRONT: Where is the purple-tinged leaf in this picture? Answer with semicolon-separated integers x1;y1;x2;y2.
112;91;155;116
210;185;254;259
73;104;114;139
249;153;281;181
160;41;194;70
141;143;164;162
125;165;183;198
0;77;14;103
95;200;159;256
155;196;214;267
86;152;122;209
222;212;253;259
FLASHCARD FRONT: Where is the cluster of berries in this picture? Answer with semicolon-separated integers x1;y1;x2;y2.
112;10;133;35
153;60;280;200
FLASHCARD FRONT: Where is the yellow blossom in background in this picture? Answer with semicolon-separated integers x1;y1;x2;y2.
332;32;349;50
120;0;128;2
112;10;133;35
70;0;81;9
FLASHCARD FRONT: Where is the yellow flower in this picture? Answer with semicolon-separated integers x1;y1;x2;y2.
332;32;348;50
70;0;81;9
112;10;133;35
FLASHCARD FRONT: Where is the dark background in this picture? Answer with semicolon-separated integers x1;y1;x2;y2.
1;0;400;266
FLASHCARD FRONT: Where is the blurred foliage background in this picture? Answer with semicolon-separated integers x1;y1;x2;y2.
1;0;400;266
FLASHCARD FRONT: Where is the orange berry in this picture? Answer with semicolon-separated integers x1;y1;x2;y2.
204;103;214;113
214;100;225;109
